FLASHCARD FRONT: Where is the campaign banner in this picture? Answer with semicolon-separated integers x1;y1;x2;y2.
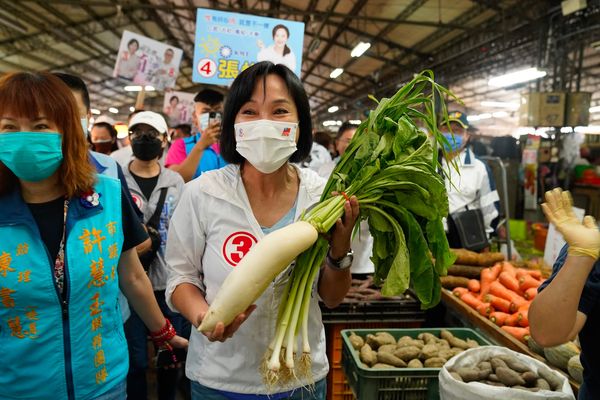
192;8;304;85
163;91;196;126
113;30;183;91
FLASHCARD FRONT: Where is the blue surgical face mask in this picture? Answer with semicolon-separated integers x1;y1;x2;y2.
80;117;88;137
442;132;463;152
0;132;63;182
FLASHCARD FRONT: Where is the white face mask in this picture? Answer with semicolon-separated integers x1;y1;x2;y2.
235;119;298;174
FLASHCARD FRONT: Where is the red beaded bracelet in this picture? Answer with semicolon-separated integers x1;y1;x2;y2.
150;318;176;346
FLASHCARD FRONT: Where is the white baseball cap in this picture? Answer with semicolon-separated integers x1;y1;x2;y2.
129;111;168;134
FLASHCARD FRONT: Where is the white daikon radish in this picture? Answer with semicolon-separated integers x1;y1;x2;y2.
198;221;318;332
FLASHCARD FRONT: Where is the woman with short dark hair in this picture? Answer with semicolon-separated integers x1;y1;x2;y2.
166;62;358;399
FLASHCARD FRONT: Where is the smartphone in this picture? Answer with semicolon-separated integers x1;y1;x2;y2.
208;111;222;126
155;347;187;369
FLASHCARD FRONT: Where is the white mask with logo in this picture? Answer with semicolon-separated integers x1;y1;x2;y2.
234;119;298;174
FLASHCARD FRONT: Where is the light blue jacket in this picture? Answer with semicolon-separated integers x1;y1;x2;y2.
0;174;128;399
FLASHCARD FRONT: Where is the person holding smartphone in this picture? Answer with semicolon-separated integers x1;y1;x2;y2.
165;89;227;182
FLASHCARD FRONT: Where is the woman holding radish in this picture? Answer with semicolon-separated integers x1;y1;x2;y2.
165;61;358;399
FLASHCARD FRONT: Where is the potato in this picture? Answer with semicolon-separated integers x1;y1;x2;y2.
375;332;396;345
450;347;464;357
488;373;500;383
394;346;421;362
359;343;378;366
397;336;415;347
418;332;438;344
456;367;482;382
440;329;469;350
535;378;551;390
424;357;447;368
496;367;526;386
372;363;394;369
377;351;407;368
437;349;454;361
484;380;506;387
450;372;463;382
411;339;425;349
419;344;438;360
521;371;538;386
437;339;450;349
378;344;397;354
496;355;531;373
407;359;423;368
349;332;364;350
466;339;479;349
490;357;509;372
537;368;562;391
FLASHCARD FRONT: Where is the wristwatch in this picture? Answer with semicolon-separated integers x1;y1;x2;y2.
326;249;354;270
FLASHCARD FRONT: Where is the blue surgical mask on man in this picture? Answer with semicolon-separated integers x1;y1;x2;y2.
442;132;463;152
0;132;63;181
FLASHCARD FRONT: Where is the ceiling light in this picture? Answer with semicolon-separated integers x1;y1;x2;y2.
351;41;371;57
349;120;361;124
575;125;600;134
589;106;600;113
481;101;520;109
129;106;135;112
328;105;339;113
488;67;547;87
108;107;119;114
330;68;344;79
124;85;155;92
323;120;338;127
90;108;101;115
492;111;509;118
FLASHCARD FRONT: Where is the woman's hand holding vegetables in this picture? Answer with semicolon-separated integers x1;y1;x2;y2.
328;195;360;260
199;304;257;342
541;188;600;259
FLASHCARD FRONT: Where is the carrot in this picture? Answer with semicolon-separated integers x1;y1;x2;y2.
480;263;502;297
518;309;529;328
453;287;469;298
501;326;530;342
476;302;494;317
499;271;520;292
519;274;541;291
524;287;538;300
501;261;518;277
468;279;481;293
459;292;484;309
489;281;528;309
516;269;542;280
489;311;511;326
505;313;521;327
484;294;511;313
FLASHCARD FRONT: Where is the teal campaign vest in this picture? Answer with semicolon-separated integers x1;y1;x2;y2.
184;133;227;179
0;174;127;400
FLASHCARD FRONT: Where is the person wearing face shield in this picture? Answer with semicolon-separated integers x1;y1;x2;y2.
165;61;359;399
439;111;500;249
165;89;227;182
121;111;190;400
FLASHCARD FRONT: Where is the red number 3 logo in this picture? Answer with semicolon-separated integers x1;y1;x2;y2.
222;232;258;267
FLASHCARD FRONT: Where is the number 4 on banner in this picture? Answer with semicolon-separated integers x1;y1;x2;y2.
197;59;217;78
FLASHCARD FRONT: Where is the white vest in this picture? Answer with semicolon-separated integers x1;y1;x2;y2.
165;164;329;393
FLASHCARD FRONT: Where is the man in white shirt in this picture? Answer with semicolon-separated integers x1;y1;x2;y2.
440;112;500;249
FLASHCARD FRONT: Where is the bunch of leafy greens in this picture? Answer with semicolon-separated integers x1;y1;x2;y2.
263;70;459;387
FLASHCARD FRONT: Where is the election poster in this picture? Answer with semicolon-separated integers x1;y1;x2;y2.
192;8;304;85
163;91;195;126
113;30;183;91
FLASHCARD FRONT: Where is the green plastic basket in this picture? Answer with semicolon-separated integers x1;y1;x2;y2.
341;328;493;400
